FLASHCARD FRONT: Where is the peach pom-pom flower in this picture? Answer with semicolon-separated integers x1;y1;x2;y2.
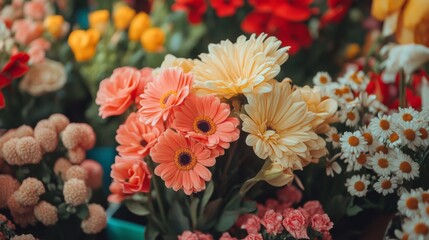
139;68;193;126
96;67;152;118
172;94;239;155
110;156;151;194
116;112;164;158
150;129;216;195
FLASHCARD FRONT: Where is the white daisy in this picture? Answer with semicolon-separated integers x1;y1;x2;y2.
369;113;394;141
402;217;429;240
419;202;429;218
385;131;402;148
370;152;394;176
313;72;332;86
394;230;410;240
417;125;429;147
354;152;371;171
340;131;367;156
373;143;390;155
339;69;369;91
325;127;341;148
398;189;423;217
392;151;420;181
392;107;420;125
340;106;360;127
360;125;377;152
421;190;429;204
373;176;398;196
325;154;342;177
345;175;370;197
397;122;423;150
327;83;354;102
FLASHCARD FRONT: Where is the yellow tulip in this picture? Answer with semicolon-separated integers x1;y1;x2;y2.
140;27;165;52
113;5;136;30
344;43;361;60
129;12;151;41
89;10;110;34
43;15;64;38
68;29;100;62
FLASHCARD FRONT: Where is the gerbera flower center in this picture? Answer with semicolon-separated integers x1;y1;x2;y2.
402;113;413;122
363;133;373;145
320;76;328;84
140;139;148;146
376;145;389;154
377;158;389;168
347;112;356;121
354;181;365;191
423;193;429;203
420;128;428;139
159;90;178;109
357;153;367;165
399;162;412;173
414;223;429;235
379;120;390;130
193;116;216;135
332;133;340;142
406;197;419;209
174;148;197;170
389;132;399;143
381;180;392;189
348;136;360;146
404;129;416;141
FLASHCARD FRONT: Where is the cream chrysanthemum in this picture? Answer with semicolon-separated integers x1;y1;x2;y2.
240;81;317;170
192;34;289;98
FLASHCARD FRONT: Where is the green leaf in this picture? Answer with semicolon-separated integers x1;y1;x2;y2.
346;204;363;216
75;204;89;220
124;200;151;216
168;201;190;234
58;203;70;219
145;220;159;240
199;181;214;215
239;200;257;214
215;210;240;232
198;198;223;230
190;198;200;228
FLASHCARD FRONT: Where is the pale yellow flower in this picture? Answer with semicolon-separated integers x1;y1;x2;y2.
191;33;290;99
240;81;318;170
158;54;196;73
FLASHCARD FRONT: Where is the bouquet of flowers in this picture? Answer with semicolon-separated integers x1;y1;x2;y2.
95;33;339;239
0;114;106;240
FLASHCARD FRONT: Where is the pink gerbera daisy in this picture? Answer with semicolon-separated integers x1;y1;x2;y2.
138;68;193;126
150;129;216;195
172;94;240;155
116;112;164;158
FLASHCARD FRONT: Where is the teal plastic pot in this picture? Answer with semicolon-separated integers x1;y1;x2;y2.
106;204;146;240
86;146;116;193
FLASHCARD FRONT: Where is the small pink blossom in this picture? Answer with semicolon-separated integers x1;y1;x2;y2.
322;231;333;240
303;200;324;217
311;213;333;232
282;209;309;239
12;19;43;45
195;232;213;240
238;214;261;234
27;39;50;64
178;231;198;240
277;185;302;205
219;233;237;240
23;0;50;20
256;203;267;218
243;233;263;240
260;209;283;235
265;199;279;210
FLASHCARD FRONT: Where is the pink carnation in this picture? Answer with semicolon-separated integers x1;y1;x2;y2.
303;200;324;217
256;203;267;218
243;233;263;240
110;156;151;194
96;67;152;118
219;233;237;240
27;38;51;64
178;231;198;240
195;232;213;240
311;213;333;232
277;185;302;205
322;231;333;240
260;209;283;235
238;214;261;234
23;0;50;20
265;199;279;210
282;209;309;239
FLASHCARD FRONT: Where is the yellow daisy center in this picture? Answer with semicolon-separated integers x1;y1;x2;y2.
381;180;392;189
422;193;429;203
402;113;413;122
376;145;389;154
174;148;197;171
378;158;389;168
402;233;409;240
357;153;367;165
426;206;429;215
321;96;330;101
389;132;399;143
379;119;390;130
363;133;373;145
320;76;328;84
350;72;362;84
160;90;178;109
414;223;429;235
332;133;340;142
404;129;416;141
193;116;216;135
419;128;428;139
399;162;412;173
354;181;365;191
348;136;360;146
406;197;419;210
347;112;356;121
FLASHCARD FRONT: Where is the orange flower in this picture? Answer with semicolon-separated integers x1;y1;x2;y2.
111;156;151;194
150;129;216;195
129;12;151;41
89;10;110;34
43;15;65;38
372;0;429;46
140;27;165;52
68;29;100;62
113;5;136;30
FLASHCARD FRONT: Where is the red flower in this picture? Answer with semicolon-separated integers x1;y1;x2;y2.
320;0;352;27
172;0;207;24
210;0;243;17
0;52;30;109
241;0;314;54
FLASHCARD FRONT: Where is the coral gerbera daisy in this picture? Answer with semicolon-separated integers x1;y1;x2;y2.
172;94;240;155
240;81;317;170
116;113;164;158
191;33;290;99
150;129;216;195
138;68;193;126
